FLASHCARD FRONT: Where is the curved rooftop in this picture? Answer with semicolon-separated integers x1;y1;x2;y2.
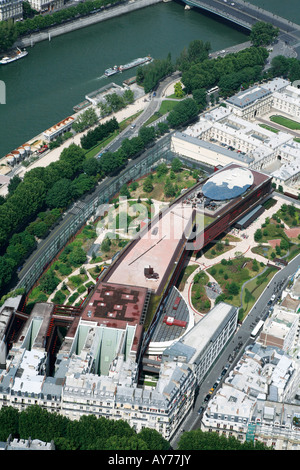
202;167;254;201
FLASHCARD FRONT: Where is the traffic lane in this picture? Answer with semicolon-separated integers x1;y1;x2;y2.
205;0;298;36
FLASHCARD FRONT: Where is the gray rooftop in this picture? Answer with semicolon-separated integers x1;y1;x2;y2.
226;86;271;109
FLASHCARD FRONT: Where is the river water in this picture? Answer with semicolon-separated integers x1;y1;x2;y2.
0;1;250;156
0;1;297;157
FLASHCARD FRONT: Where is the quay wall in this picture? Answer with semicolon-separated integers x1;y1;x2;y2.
16;0;163;48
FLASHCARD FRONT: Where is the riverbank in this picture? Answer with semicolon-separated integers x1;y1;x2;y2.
16;0;163;48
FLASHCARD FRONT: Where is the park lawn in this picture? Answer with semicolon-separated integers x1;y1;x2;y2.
132;167;199;202
241;266;278;316
177;264;198;291
251;244;272;260
270;115;300;130
259;221;288;242
207;257;265;307
67;273;88;291
191;271;211;313
203;242;235;259
259;123;279;133
276;206;300;228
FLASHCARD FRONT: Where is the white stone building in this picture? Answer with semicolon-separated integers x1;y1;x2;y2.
0;0;22;21
0;301;237;440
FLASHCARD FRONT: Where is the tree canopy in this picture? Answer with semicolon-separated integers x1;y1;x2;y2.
250;21;279;47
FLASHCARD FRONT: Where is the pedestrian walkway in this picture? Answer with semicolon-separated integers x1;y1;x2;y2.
181;194;287;317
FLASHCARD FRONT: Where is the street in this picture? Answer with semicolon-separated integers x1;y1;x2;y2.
171;250;300;448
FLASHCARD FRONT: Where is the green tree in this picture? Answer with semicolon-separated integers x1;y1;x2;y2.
59;143;85;174
0;406;19;441
143;176;154;193
174;81;184;98
68;246;86;267
254;229;263;242
167;98;198;128
171;157;182;173
39;270;60;295
72;108;98;133
46;178;74;209
0;20;18;52
137;428;171;450
123;89;134;105
250;21;279;47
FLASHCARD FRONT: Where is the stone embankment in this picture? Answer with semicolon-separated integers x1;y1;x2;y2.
16;0;163;48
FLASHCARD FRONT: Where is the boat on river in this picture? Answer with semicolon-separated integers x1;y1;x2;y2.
104;56;152;76
0;48;28;65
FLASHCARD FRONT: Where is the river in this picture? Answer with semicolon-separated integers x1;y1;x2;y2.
248;1;300;25
0;0;250;156
1;1;298;157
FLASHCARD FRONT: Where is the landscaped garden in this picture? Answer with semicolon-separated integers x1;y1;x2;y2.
206;256;269;319
251;202;300;262
270;115;300;131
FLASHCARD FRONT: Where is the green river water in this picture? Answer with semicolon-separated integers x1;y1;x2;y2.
0;1;298;156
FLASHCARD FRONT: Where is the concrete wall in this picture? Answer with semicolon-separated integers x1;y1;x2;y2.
16;0;162;47
171;134;249;169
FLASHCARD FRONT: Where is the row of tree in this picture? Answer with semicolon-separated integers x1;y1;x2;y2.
0;404;270;450
80;116;119;150
0;405;170;450
0;118;170;296
0;0;123;51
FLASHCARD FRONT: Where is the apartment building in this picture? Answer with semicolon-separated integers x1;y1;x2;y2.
27;0;63;12
201;343;300;449
0;0;22;21
0;301;237;440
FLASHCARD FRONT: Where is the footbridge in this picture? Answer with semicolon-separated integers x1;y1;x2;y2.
180;0;300;45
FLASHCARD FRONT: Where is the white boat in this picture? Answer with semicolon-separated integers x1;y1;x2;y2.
0;48;28;65
119;56;152;72
104;56;153;76
104;65;119;76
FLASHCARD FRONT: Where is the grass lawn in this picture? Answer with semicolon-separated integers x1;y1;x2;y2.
270;115;300;130
191;270;211;313
176;264;198;291
207;257;265;308
130;167;199;202
259;123;279;133
241;266;277;317
144;100;179;125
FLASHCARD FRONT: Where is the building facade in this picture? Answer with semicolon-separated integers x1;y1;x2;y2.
0;0;22;21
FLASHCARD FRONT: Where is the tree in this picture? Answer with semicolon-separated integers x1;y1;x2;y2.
101;236;111;253
46;178;74;209
174;81;184;98
164;178;176;198
119;184;130;198
137;428;171;450
187;39;211;63
7;175;22;195
0;406;19;441
167;98;198;128
39;270;60;294
59;143;85;174
171;157;182;173
123;89;134;105
143;176;154;193
68;246;86;267
254;229;263;242
0;20;18;52
193;88;207;110
250;21;279;47
72;108;98;133
227;282;240;296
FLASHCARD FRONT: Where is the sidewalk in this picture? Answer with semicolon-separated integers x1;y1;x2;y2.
181;195;285;316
